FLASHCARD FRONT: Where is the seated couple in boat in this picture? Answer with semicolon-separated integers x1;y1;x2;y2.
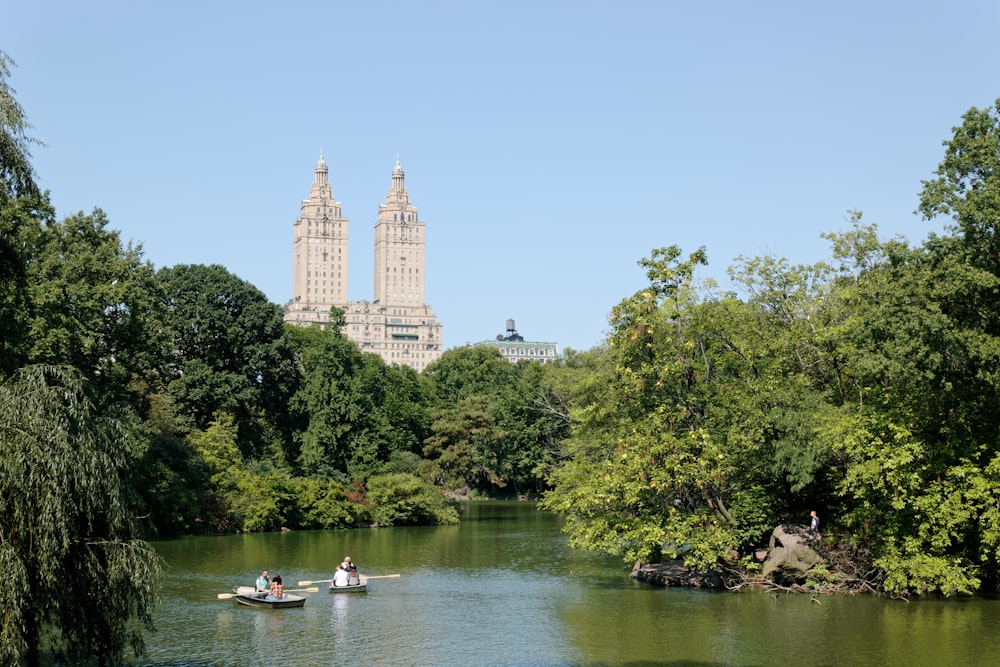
332;557;361;587
254;569;285;597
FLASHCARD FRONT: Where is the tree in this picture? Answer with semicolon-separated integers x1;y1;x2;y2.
0;52;46;375
542;246;756;567
21;209;164;404
824;222;1000;594
365;473;459;526
286;323;375;475
489;361;571;496
422;345;519;404
423;346;562;496
422;395;508;492
286;323;433;481
0;51;40;202
0;192;53;375
918;97;1000;275
0;366;160;666
158;264;298;457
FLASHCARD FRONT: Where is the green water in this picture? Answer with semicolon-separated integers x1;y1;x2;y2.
138;502;998;666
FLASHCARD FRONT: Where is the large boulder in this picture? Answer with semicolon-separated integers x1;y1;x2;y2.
760;523;827;584
630;559;724;588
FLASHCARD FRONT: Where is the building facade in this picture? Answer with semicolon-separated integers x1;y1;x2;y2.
473;319;558;364
284;155;443;372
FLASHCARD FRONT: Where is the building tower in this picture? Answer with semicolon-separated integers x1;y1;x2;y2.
374;157;424;308
343;157;443;372
286;152;349;325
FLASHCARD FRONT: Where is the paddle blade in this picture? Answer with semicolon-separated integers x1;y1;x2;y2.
297;580;327;586
366;574;402;579
217;593;236;599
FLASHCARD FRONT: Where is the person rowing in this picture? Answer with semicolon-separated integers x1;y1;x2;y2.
255;570;270;593
332;564;350;587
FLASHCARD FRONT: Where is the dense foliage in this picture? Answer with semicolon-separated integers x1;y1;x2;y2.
0;367;161;667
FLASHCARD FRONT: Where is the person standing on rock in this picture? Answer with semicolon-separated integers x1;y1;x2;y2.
809;510;820;533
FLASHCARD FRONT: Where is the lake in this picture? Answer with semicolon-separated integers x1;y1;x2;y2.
137;501;997;666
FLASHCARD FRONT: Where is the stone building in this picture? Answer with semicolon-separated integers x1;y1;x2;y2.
473;319;557;364
283;154;443;372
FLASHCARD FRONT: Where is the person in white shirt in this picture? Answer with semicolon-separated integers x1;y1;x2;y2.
332;564;350;587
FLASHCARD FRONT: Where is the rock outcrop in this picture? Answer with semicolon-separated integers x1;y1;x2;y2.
760;523;827;584
631;524;829;590
630;559;724;589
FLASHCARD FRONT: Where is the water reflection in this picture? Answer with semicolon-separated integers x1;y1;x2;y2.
329;593;349;652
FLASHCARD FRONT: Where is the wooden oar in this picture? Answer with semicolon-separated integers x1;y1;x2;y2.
297;574;401;586
217;587;318;599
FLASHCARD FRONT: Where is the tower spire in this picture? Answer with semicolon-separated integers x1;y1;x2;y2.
390;155;406;198
313;150;329;187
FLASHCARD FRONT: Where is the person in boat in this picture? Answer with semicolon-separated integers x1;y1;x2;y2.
255;570;270;593
340;556;352;571
348;564;360;586
270;572;284;597
332;564;350;587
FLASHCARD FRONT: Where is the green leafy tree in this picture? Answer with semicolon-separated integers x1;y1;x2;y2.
1;54;48;375
824;222;1000;594
919;97;1000;274
0;51;40;202
423;345;562;496
0;366;160;666
366;473;459;526
294;477;359;528
231;467;299;532
422;395;508;493
0;192;52;375
287;323;432;481
21;209;164;404
135;433;209;537
158;264;298;457
186;412;251;532
132;387;209;536
490;361;571;496
422;345;520;403
286;323;375;475
542;246;751;567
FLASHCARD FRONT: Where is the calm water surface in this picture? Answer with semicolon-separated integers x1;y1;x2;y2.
138;501;997;666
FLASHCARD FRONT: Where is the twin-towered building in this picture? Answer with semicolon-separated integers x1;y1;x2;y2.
283;154;444;372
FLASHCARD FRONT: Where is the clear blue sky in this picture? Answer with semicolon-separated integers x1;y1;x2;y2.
5;1;1000;353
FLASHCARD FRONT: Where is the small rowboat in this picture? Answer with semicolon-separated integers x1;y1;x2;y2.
329;574;368;593
232;586;306;608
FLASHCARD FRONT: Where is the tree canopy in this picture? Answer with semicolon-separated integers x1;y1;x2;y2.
0;366;161;667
